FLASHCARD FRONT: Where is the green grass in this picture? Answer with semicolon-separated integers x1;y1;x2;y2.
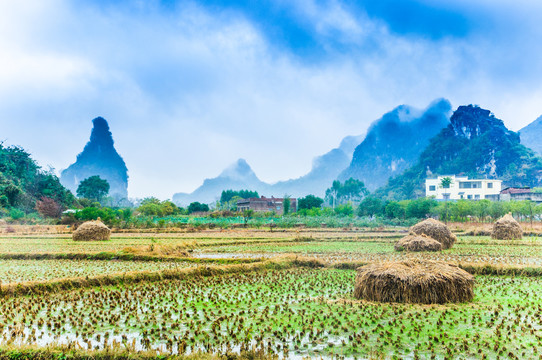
2;268;542;358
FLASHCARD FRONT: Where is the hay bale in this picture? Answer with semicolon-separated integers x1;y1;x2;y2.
410;218;457;249
353;260;474;304
394;234;442;252
72;220;111;241
491;213;523;240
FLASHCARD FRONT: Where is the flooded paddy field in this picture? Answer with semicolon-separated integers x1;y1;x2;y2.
1;268;542;358
0;259;195;284
1;227;542;358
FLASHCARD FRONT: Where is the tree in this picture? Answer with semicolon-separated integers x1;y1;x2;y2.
242;209;254;227
488;201;506;221
298;195;324;210
385;201;406;219
187;202;209;214
35;196;63;218
325;180;342;209
283;195;291;215
440;176;453;223
357;197;384;217
137;197;180;216
77;176;110;202
220;190;258;203
325;178;368;207
405;198;437;219
339;178;369;203
0;143;76;212
473;199;491;222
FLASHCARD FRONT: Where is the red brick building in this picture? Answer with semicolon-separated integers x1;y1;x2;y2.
237;196;297;215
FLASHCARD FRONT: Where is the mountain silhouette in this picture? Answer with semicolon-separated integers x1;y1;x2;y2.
60;117;128;199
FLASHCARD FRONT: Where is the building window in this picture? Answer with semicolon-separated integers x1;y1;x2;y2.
460;181;482;189
467;195;472;199
443;194;450;200
487;182;493;189
429;185;436;191
475;195;480;199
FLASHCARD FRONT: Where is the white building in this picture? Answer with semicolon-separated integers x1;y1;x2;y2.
425;175;502;200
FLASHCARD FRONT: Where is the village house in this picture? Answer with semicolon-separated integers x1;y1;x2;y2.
500;187;542;202
425;175;502;200
237;196;297;215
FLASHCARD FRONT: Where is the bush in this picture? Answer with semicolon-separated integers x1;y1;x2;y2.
405;198;437;219
35;196;63;218
334;203;354;216
385;201;406;219
9;208;25;220
75;207;115;222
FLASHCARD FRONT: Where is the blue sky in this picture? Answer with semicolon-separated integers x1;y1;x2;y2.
1;0;542;198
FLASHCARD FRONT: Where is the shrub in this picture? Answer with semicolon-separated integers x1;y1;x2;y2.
35;196;63;218
9;208;25;220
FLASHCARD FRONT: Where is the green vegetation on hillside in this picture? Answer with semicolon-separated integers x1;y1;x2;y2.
377;105;542;200
0;143;76;216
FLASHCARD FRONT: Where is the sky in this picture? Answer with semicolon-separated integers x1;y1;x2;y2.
1;0;542;199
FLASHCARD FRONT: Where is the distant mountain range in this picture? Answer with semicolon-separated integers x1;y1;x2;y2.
60;117;129;199
172;99;453;205
172;133;364;205
172;159;269;205
4;101;541;207
376;105;542;200
520;115;542;155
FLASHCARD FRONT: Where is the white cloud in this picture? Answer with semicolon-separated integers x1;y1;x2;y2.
0;0;541;199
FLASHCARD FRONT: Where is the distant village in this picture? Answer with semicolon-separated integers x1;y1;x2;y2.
234;175;542;216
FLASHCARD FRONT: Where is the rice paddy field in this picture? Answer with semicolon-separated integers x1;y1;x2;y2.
2;225;542;359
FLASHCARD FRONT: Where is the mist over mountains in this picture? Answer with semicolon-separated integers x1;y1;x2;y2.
26;102;540;206
60;117;129;199
520;115;542;155
172;99;451;205
339;99;452;191
172;133;364;205
376;105;542;200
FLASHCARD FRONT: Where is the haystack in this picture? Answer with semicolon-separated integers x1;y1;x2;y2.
394;234;442;252
72;220;111;241
492;213;523;240
410;218;457;249
353;260;474;304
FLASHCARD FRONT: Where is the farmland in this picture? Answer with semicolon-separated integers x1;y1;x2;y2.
1;225;542;358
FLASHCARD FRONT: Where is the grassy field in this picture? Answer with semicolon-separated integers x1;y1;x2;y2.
1;226;542;358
